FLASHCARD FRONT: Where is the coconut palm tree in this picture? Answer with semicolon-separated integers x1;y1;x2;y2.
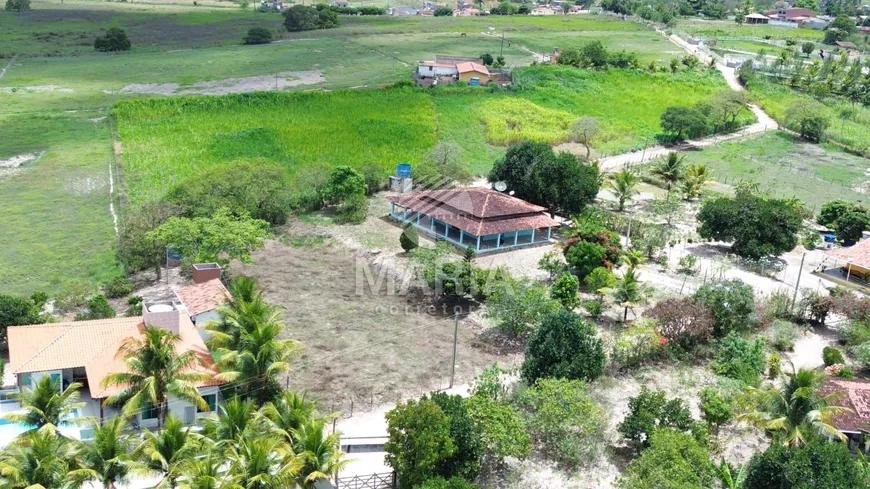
651;152;685;193
102;326;211;428
202;397;259;446
609;266;649;323
4;376;88;431
0;427;80;489
622;249;646;268
178;453;232;489
261;391;319;444
71;417;139;489
680;163;711;200
608;169;640;211
738;365;849;446
140;415;203;489
225;437;301;489
208;277;280;354
293;419;350;489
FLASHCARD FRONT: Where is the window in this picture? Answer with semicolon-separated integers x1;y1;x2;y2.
198;394;217;413
142;404;160;420
19;373;31;389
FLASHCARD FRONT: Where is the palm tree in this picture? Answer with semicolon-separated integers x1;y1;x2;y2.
0;427;79;489
608;169;640;211
71;417;139;489
225;437;301;489
178;453;232;489
293;419;350;489
102;326;211;428
609;266;649;323
680;163;711;200
202;397;258;446
140;415;203;489
622;249;646;268
651;152;685;193
261;391;319;444
738;365;849;446
4;376;88;431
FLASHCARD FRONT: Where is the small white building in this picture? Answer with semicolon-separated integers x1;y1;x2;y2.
417;61;459;78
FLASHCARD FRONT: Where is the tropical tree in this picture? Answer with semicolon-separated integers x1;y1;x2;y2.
202;397;258;446
225;437;301;489
178;453;230;489
4;376;88;431
609;169;640;211
140;416;203;489
680;163;711;199
609;266;649;323
293;419;350;488
261;391;320;444
102;326;211;428
738;365;849;446
0;427;80;489
651;152;685;193
72;417;139;489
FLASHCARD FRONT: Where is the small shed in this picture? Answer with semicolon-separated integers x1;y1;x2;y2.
835;41;858;50
456;61;491;84
744;13;770;24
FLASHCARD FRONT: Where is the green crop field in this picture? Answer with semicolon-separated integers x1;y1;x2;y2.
746;77;870;155
681;131;869;209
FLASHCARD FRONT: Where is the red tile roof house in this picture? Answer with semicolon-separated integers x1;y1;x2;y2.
6;301;223;438
174;263;231;333
386;187;559;252
819;377;870;451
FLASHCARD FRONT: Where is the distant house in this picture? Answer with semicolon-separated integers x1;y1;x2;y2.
805;17;829;29
334;0;348;6
7;303;223;433
456;61;490;84
835;40;858;50
567;5;586;14
423;1;446;7
744;13;770;24
454;7;480;15
763;7;817;22
386;187;559;252
531;5;561;15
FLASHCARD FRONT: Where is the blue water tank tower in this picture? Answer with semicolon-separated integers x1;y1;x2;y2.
396;163;412;178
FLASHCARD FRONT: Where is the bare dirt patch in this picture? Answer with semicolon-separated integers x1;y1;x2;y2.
233;221;513;413
113;70;324;96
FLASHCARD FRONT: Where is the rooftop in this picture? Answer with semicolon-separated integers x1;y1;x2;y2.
819;377;870;433
175;278;231;317
456;61;490;76
8;315;221;399
825;239;870;269
386;187;559;236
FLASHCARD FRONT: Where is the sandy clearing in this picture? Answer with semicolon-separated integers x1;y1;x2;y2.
112;70;324;96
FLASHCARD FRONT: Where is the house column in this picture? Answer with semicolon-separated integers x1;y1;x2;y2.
514;231;519;246
547;227;552;240
390;202;396;217
444;224;450;238
847;263;853;282
531;229;536;243
476;235;481;251
403;207;408;221
416;213;421;225
460;230;464;245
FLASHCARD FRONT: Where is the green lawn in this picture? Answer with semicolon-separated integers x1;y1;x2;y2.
675;18;825;42
681;131;869;209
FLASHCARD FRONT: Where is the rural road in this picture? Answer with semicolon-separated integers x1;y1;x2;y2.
598;28;779;171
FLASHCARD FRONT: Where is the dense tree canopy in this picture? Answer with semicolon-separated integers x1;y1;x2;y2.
521;309;605;383
94;28;131;52
697;193;803;258
283;5;339;32
744;436;870;489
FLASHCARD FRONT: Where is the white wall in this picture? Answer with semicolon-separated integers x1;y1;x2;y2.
417;65;457;78
138;386;220;429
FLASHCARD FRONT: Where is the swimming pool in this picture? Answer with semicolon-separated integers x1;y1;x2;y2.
0;415;88;446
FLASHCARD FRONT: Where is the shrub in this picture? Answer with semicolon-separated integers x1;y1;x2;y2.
643;298;714;350
744;436;870;489
486;279;559;337
538;250;568;279
418;478;477;489
677;253;698;274
125;296;143;317
802;291;833;326
765;319;800;351
400;223;419;252
801;42;815;55
581;299;603;318
514;378;606;468
713;332;766;386
660;106;709;140
74;295;116;321
823;346;845;367
564;240;606;279
618;428;718;489
521;309;605;384
550;273;580;309
0;295;41;345
102;277;134;299
768;351;781;379
433;6;453;15
465;395;530;468
94;28;131;52
4;0;30;11
385;399;455;489
335;193;368;224
840;320;870;346
618;387;698;450
850;342;870;370
693;280;755;337
699;387;733;433
321;166;366;205
758;289;793;326
426;393;484;480
611;318;667;369
584;266;616;294
283;4;339;31
243;27;273;44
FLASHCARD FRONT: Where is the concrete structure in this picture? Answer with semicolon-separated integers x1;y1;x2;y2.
386;187;559;252
7;303;223;432
531;5;561;14
806;17;829;29
744;13;770;24
417;56;490;84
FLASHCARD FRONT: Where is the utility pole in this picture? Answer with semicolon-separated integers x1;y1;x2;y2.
791;252;806;313
449;313;459;389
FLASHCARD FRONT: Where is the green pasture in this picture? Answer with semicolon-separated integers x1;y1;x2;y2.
746;77;870;155
675;19;825;42
0;112;121;295
681;131;869;209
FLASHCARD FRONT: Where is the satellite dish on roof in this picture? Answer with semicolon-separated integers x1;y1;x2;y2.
494;181;507;192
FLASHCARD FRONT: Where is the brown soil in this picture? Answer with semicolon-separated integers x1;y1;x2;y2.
233;221;512;414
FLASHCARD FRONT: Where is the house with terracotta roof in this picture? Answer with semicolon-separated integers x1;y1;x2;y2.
456;61;490;84
763;7;816;22
387;187;559;252
821;239;870;288
819;377;870;450
417;55;491;84
6;302;223;433
174;263;231;329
